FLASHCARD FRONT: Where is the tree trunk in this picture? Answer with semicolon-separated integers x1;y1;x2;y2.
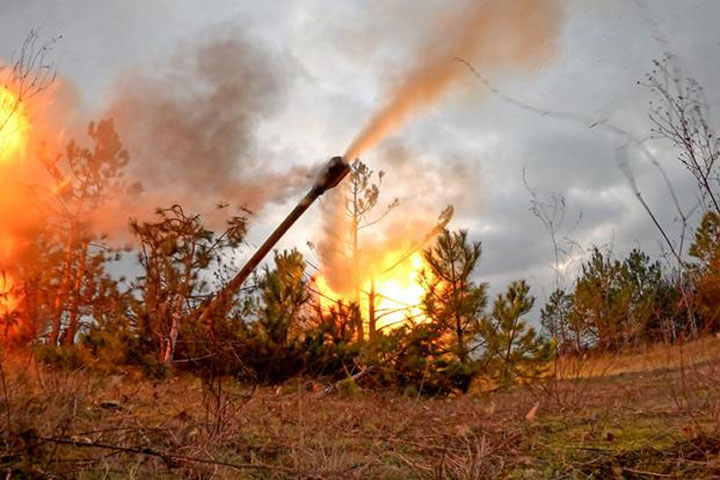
368;277;377;341
50;229;75;346
575;327;582;353
162;313;179;365
23;278;39;341
455;314;466;363
450;260;465;363
502;324;517;384
351;191;364;342
63;241;88;346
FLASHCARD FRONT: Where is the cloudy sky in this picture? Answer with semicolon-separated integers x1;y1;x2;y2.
2;0;719;308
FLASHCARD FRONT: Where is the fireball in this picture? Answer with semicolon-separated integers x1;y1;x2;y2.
315;251;429;332
0;86;30;162
363;252;426;329
0;84;33;338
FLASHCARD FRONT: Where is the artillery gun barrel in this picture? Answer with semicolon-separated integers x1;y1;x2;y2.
199;156;351;326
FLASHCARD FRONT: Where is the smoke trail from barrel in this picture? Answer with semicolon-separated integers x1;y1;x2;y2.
344;0;563;160
320;0;563;292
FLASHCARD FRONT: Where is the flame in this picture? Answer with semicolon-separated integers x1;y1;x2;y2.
0;272;20;338
0;273;18;312
0;84;29;333
0;237;15;262
314;251;429;332
0;86;30;162
0;81;39;337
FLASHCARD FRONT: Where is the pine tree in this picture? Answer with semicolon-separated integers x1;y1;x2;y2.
572;248;627;350
421;229;487;368
540;288;574;352
42;119;130;346
482;280;551;386
689;211;720;330
130;205;246;364
254;249;310;346
617;249;671;344
345;160;398;341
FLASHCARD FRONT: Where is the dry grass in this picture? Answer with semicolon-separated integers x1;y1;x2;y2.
555;335;720;380
2;340;720;479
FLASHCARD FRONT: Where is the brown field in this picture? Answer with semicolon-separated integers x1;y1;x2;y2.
3;337;720;479
555;336;720;380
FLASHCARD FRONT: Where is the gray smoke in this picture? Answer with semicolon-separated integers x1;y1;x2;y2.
107;24;309;222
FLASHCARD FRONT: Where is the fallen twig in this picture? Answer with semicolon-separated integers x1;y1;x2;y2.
18;433;294;474
622;466;673;478
318;366;377;397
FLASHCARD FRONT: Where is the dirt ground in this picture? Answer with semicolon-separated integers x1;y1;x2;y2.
2;340;720;479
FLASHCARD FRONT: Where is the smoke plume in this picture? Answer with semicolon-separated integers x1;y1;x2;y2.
320;0;564;291
318;138;483;293
345;0;563;160
105;24;309;234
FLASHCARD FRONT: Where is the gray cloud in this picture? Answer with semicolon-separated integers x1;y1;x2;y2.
108;22;307;212
2;0;719;317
